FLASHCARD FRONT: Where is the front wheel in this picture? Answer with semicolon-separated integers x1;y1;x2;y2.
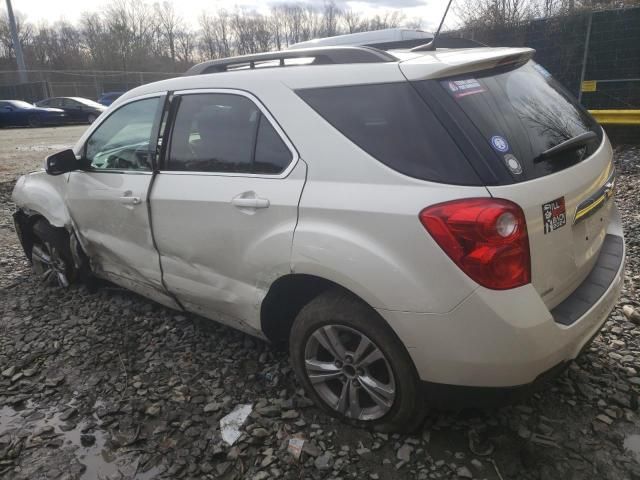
30;219;77;287
289;290;426;432
28;115;41;127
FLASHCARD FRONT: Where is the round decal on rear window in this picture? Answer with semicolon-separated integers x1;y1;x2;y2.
490;135;509;153
503;154;522;175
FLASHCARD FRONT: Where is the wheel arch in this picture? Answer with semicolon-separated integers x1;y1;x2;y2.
260;273;397;348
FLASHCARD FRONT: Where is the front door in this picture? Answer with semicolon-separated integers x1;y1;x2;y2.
65;94;175;305
150;90;306;333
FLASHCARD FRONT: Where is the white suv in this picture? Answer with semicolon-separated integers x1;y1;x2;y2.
12;43;625;432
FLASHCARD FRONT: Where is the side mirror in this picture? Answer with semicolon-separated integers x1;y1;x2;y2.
45;149;83;175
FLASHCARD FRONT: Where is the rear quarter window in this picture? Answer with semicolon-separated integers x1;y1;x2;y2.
296;83;481;185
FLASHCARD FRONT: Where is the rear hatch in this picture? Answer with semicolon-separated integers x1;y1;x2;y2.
403;52;615;309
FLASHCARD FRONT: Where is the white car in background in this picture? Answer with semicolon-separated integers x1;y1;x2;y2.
12;33;624;432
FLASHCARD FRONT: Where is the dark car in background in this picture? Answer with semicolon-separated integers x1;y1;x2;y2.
0;100;67;128
97;91;125;106
36;97;106;124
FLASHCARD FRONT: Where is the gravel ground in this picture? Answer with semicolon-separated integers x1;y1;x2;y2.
1;127;640;480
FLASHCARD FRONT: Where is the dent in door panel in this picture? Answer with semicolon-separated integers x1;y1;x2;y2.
151;160;308;333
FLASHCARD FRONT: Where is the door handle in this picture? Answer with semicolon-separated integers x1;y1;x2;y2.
119;196;141;205
231;195;270;209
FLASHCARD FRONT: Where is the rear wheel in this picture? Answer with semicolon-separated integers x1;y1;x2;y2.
289;290;425;432
30;220;76;287
28;115;41;127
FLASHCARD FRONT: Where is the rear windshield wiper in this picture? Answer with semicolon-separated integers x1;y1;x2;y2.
534;131;597;163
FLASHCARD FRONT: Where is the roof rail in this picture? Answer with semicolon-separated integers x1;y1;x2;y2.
185;46;397;76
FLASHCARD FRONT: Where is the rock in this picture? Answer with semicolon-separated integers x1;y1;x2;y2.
44;375;64;387
596;414;613;425
314;452;335;470
251;427;270;438
397;444;413;462
59;408;77;421
623;305;640;324
457;466;473;478
2;365;16;377
203;402;221;413
216;462;231;476
80;434;96;447
303;441;321;457
145;404;161;416
281;409;299;419
255;405;280;417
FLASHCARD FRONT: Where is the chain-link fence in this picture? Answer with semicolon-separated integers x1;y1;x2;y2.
445;6;640;143
0;70;177;103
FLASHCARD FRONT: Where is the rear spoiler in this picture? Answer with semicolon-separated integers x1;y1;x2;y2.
399;47;535;81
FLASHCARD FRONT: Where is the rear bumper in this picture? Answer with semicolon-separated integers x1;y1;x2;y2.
378;224;624;393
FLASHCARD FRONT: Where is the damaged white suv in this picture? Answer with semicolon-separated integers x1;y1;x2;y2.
12;42;624;432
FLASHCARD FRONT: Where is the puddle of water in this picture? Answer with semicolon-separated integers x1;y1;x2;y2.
0;401;160;479
624;434;640;462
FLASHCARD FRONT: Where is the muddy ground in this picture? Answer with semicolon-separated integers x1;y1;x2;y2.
1;126;640;480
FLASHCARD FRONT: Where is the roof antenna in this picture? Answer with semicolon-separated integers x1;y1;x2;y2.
410;0;454;52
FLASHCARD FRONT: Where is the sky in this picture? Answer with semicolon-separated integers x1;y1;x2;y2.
4;0;458;31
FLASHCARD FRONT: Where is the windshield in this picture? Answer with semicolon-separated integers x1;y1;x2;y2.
72;97;104;108
8;100;35;109
433;61;602;181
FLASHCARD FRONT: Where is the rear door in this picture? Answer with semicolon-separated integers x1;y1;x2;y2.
62;98;85;122
150;90;306;334
411;60;614;308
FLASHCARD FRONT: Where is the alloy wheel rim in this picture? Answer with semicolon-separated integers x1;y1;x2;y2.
304;324;396;421
31;242;69;287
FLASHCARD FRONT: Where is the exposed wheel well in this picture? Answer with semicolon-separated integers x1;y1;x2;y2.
261;274;367;347
14;210;90;278
14;211;46;260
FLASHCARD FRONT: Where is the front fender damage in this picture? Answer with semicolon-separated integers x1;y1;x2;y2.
13;208;91;279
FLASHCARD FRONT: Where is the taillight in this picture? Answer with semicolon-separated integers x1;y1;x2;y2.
419;198;530;290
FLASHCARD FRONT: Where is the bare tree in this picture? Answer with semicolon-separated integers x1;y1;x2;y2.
0;0;428;72
155;1;183;70
341;9;368;33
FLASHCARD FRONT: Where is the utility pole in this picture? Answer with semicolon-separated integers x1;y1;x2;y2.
5;0;28;83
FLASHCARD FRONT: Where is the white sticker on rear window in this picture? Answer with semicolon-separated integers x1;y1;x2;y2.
446;79;486;98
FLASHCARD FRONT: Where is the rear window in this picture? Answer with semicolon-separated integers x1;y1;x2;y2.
432;61;602;181
296;83;481;185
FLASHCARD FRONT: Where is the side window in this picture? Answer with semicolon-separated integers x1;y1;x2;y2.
254;115;292;174
85;97;160;171
297;83;480;185
167;93;292;174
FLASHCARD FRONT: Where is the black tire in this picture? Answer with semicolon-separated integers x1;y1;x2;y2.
30;219;77;287
28;115;41;128
289;289;426;433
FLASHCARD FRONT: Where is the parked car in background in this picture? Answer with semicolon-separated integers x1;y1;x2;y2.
0;100;67;127
36;97;106;124
97;91;125;106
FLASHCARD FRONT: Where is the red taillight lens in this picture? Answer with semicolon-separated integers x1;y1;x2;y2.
419;198;531;290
